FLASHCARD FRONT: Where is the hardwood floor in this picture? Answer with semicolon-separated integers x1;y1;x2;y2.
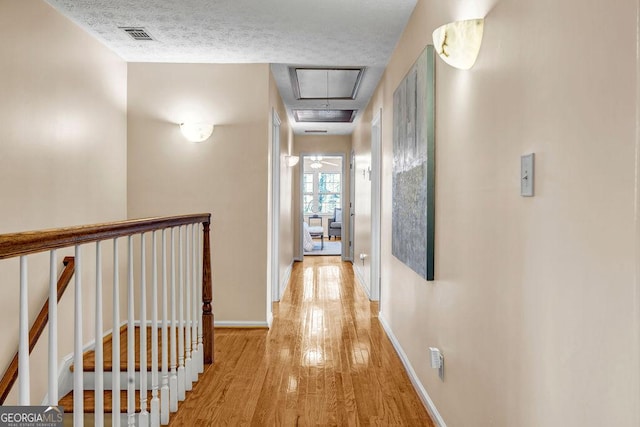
169;256;434;426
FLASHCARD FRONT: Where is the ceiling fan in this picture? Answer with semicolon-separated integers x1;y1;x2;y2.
309;156;339;169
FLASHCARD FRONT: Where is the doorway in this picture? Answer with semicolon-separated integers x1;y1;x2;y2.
300;154;345;258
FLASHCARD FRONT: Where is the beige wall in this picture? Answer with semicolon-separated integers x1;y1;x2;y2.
0;0;127;403
293;135;352;258
268;71;295;300
354;0;640;425
127;63;271;323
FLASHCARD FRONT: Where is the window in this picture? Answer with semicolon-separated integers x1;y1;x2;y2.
318;173;341;214
303;170;341;215
303;173;315;214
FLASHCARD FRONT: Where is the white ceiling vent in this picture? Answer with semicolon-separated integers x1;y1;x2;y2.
120;27;154;41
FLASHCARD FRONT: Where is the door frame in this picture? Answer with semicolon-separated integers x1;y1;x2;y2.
270;109;282;310
298;152;347;260
370;109;382;301
349;151;355;262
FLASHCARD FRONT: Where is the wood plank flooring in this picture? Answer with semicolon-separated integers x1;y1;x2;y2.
169;256;435;426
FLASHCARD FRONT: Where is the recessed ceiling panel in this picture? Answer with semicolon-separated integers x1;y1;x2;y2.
294;109;357;123
291;68;364;100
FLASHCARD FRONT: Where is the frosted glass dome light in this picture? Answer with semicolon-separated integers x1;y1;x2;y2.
432;19;484;70
180;122;214;143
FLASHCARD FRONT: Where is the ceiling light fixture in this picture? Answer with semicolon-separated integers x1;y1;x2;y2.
180;122;214;143
432;18;484;70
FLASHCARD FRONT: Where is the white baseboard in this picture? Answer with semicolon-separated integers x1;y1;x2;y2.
378;313;446;427
214;320;269;328
353;264;371;299
267;312;274;329
280;262;293;297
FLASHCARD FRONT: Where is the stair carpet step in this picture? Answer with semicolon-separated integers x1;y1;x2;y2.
60;326;198;415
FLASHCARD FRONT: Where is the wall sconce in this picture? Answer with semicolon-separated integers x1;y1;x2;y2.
285;155;300;167
432;18;484;70
180;122;214;143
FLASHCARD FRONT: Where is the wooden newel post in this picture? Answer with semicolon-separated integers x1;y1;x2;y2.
202;220;214;364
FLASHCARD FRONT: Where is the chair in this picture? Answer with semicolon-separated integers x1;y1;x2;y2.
328;208;342;240
307;215;324;249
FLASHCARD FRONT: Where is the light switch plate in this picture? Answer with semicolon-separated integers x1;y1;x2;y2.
521;153;535;197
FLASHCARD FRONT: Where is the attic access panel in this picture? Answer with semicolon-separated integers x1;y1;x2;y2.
290;67;364;100
293;109;357;123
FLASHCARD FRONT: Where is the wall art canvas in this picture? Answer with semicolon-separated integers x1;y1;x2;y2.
392;44;435;281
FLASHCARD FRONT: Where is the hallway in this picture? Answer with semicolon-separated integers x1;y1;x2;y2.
169;256;434;426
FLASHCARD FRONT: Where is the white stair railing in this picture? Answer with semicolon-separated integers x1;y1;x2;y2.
0;214;212;427
185;225;192;392
48;250;58;405
73;246;83;426
139;233;149;427
160;229;169;425
169;227;178;413
150;231;160;426
18;256;29;405
95;242;104;427
177;226;185;402
191;224;199;380
113;239;121;427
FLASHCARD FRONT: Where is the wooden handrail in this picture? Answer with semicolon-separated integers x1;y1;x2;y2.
0;213;211;260
0;213;214;410
0;256;76;404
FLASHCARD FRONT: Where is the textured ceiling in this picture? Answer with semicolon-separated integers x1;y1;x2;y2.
45;0;417;134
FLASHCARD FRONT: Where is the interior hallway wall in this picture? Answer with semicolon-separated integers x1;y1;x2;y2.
353;0;640;425
269;71;295;300
127;63;271;324
0;0;127;403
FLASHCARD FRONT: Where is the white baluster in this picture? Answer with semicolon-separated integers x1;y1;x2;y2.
18;256;30;405
127;236;135;427
48;250;58;405
151;231;160;427
169;228;178;412
184;225;192;391
113;239;121;427
197;226;204;374
191;224;199;381
73;246;84;426
139;233;149;427
95;243;104;427
161;229;170;423
177;226;186;400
